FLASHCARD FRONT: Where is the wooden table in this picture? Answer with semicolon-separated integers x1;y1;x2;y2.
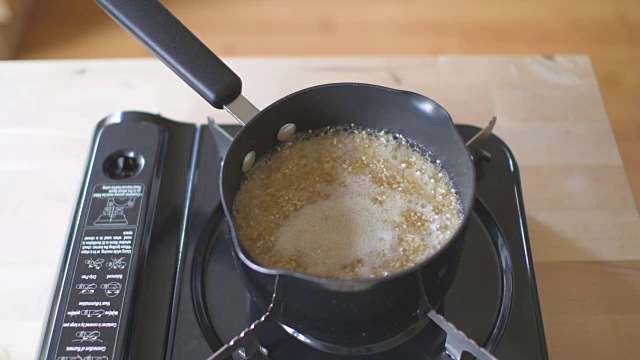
0;56;638;359
17;0;640;212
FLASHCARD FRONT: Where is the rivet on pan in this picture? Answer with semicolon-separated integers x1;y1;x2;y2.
277;123;296;141
242;151;256;173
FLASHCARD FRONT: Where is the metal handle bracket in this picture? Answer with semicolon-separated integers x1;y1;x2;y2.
205;277;279;360
466;117;497;161
427;310;498;360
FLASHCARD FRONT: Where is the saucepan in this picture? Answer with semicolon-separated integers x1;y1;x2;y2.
95;1;497;359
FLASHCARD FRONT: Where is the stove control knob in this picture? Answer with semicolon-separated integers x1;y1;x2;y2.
103;150;144;180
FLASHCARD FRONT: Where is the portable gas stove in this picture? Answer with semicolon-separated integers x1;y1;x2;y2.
38;111;548;360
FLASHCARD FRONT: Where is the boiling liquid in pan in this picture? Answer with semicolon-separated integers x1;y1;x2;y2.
232;125;462;280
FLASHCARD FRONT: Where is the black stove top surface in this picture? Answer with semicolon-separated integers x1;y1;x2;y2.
39;113;547;360
171;124;547;360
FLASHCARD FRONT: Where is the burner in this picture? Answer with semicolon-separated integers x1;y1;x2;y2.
184;124;543;360
196;198;511;359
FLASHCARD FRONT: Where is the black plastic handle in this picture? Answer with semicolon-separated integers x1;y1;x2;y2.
95;0;242;109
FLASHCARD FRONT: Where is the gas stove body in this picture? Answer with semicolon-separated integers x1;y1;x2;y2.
39;112;548;360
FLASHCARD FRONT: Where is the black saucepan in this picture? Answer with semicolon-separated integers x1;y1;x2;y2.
96;0;477;355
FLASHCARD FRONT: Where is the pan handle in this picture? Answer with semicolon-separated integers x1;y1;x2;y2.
95;0;242;110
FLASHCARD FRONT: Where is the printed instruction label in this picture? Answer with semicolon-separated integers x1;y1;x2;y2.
54;184;144;360
85;184;143;228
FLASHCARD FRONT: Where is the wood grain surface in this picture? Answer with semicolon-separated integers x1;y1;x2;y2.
536;260;640;359
15;0;640;211
0;56;638;359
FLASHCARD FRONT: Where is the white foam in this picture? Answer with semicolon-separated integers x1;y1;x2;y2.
273;175;406;278
234;126;462;279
